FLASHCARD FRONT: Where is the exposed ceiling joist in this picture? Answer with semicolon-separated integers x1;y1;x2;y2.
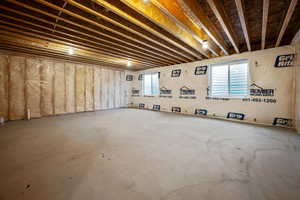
64;0;196;61
0;0;299;69
0;33;146;69
261;0;269;49
0;8;172;65
150;0;219;57
52;1;68;33
207;0;240;53
234;0;251;51
292;28;300;44
275;0;298;47
118;0;206;59
6;0;186;64
0;44;133;69
0;13;173;66
90;0;205;60
0;24;158;68
177;0;229;55
35;0;197;62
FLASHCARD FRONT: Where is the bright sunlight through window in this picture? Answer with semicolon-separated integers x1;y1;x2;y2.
209;60;249;98
142;72;159;96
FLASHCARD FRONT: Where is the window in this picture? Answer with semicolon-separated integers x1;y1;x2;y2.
142;72;159;96
209;60;249;98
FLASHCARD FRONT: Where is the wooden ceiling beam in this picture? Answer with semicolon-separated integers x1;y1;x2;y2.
234;0;251;51
0;24;159;68
117;0;205;59
291;28;300;44
91;0;205;60
66;0;200;60
34;0;196;61
52;1;68;33
0;14;161;66
150;0;219;57
177;0;229;55
261;0;269;49
0;43;132;69
6;0;187;64
0;10;174;66
275;0;298;47
0;5;182;64
207;0;240;53
0;33;144;69
0;27;154;69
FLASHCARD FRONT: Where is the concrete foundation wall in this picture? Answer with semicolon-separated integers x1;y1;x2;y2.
0;53;129;121
129;46;296;128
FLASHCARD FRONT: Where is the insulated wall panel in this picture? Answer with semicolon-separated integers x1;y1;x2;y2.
65;63;75;113
0;52;128;121
25;58;41;118
295;43;300;133
9;56;25;120
54;62;65;115
0;55;8;121
123;72;129;107
129;46;295;127
108;69;115;109
94;67;101;110
75;65;85;112
85;66;94;111
120;71;126;107
40;60;54;116
101;68;108;109
115;71;121;108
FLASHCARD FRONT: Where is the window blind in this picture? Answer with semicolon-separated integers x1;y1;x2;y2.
210;61;248;97
142;72;159;96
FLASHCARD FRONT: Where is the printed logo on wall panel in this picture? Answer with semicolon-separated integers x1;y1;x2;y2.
131;88;140;97
138;74;144;81
274;54;294;67
153;105;160;111
250;83;274;96
227;112;245;120
195;109;208;116
179;86;196;99
172;107;181;113
171;69;181;77
272;118;292;127
160;86;172;98
194;66;208;75
139;103;145;108
126;75;133;81
242;83;277;104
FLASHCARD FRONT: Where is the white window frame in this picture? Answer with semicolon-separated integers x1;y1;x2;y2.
208;59;250;98
141;72;160;97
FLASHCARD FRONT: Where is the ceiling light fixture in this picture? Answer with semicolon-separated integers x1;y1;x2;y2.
202;40;208;49
143;0;150;3
127;61;132;67
68;48;74;55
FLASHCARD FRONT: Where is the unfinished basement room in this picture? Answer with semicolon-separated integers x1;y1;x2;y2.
1;0;300;199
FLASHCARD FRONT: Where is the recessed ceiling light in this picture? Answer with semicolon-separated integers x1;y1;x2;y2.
68;48;74;55
202;40;208;49
127;61;132;67
143;0;150;3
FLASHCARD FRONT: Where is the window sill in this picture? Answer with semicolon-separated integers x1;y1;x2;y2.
143;95;157;97
208;96;250;99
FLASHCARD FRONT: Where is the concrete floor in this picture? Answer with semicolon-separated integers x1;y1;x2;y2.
0;109;300;200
